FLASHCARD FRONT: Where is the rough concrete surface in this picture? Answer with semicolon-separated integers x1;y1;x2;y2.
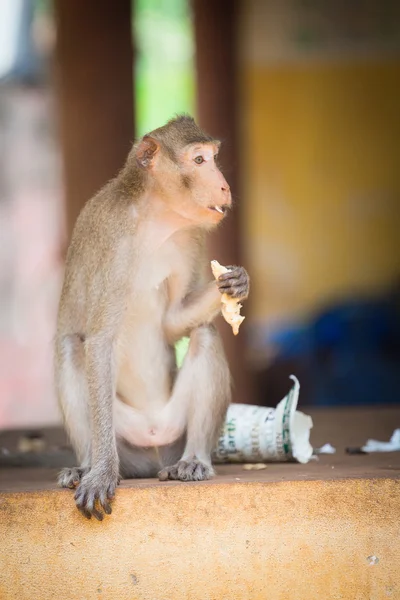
1;408;400;599
1;472;400;599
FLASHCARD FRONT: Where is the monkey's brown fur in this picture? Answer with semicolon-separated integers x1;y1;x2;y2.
55;115;249;520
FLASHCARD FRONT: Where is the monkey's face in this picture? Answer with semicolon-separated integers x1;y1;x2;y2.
136;132;232;229
136;135;232;229
182;143;231;225
163;143;232;229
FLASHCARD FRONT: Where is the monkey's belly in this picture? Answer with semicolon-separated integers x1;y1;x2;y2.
114;272;186;446
115;327;185;447
114;397;186;447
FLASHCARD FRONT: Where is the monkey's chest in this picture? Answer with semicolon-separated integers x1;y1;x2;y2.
115;260;174;406
116;238;190;411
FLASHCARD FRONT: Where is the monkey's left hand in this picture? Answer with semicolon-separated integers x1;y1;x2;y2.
216;265;250;300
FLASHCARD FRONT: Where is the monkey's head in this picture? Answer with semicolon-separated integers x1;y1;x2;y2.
133;115;232;229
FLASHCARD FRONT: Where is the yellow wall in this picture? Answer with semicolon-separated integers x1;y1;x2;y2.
241;3;400;328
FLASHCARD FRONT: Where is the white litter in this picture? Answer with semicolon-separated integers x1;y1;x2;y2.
315;443;336;455
361;429;400;453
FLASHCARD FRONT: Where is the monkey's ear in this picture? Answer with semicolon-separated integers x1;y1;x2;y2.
136;136;160;169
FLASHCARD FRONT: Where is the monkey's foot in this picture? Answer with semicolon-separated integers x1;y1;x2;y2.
58;466;89;489
74;469;120;521
158;459;214;482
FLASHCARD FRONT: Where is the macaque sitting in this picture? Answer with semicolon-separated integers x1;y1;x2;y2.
55;115;249;520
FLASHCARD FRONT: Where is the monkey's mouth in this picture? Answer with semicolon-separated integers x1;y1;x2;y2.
208;205;228;215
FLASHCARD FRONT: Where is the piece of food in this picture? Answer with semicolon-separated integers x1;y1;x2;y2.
211;260;245;335
242;463;268;471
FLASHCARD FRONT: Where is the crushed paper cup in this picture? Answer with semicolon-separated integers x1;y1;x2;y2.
212;375;313;464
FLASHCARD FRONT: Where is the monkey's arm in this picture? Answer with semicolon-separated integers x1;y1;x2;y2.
63;217;132;519
71;330;120;519
164;250;249;344
164;280;222;344
86;334;118;466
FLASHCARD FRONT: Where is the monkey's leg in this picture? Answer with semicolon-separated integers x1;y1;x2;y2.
158;324;231;482
71;336;120;520
55;334;91;489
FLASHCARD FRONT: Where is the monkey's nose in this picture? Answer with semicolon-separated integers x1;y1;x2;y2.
222;185;232;206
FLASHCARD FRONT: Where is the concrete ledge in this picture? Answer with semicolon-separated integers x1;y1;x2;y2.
2;407;400;599
1;473;400;600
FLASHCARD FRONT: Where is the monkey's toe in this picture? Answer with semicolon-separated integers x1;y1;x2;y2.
58;466;89;489
74;471;119;520
158;464;179;481
178;459;214;481
158;459;214;482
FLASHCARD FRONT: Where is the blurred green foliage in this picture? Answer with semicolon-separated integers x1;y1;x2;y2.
33;0;194;134
134;0;195;136
34;0;52;15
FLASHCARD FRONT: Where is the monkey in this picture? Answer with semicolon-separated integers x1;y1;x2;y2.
55;115;250;520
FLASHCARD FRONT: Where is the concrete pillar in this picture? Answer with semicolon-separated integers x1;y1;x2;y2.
54;0;134;238
193;0;254;403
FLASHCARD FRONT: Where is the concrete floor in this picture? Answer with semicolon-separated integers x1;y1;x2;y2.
1;405;399;492
0;451;399;493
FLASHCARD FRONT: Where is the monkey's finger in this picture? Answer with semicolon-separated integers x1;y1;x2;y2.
70;476;81;489
92;508;104;521
158;465;179;481
99;490;113;514
217;281;243;294
74;488;85;505
177;461;192;481
220;269;248;282
218;269;241;282
193;462;211;481
78;506;92;520
78;505;103;521
158;468;169;481
103;502;112;515
84;495;104;521
220;282;248;296
235;283;249;295
106;484;117;500
75;488;98;519
75;495;92;519
217;280;240;292
217;275;248;290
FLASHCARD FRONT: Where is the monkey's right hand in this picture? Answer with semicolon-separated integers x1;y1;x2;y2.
74;464;120;521
215;264;250;300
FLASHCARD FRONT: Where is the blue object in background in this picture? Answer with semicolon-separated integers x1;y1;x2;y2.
257;287;400;407
310;298;400;406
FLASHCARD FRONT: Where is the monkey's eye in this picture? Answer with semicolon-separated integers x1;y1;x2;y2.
194;156;205;165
